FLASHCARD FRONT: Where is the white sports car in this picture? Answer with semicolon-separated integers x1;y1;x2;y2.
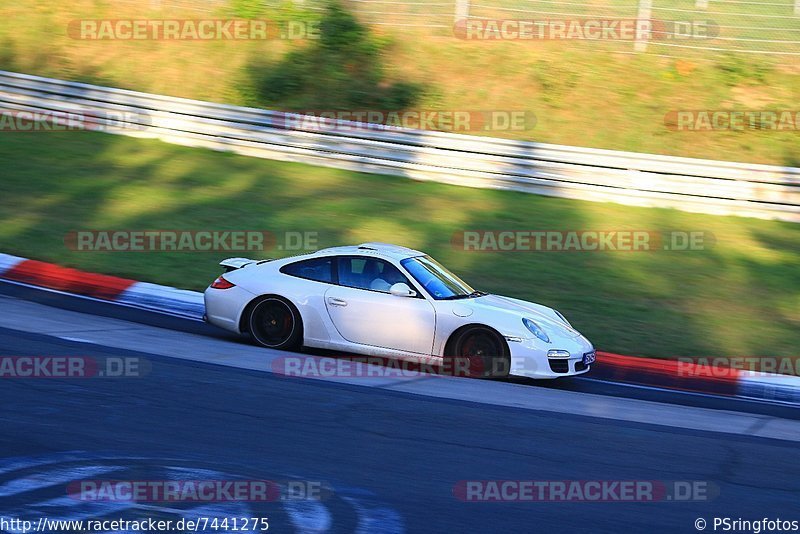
204;242;595;379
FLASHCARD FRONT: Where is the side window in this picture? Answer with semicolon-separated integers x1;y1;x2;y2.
280;257;333;283
337;257;409;293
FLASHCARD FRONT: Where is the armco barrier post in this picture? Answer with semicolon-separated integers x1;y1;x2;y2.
455;0;470;23
635;0;653;52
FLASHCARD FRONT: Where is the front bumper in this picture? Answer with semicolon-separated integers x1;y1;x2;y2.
507;336;595;379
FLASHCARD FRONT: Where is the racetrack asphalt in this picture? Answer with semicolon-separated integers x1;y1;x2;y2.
2;280;798;421
0;288;799;532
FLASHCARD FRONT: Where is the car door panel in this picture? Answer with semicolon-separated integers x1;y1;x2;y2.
324;285;436;355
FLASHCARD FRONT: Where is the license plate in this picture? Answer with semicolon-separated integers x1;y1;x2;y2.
583;351;596;365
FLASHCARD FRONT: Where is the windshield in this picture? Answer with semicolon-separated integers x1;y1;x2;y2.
400;256;479;300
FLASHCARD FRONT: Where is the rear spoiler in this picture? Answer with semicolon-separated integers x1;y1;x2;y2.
219;257;273;273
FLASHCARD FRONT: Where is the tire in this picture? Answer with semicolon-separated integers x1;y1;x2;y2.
247;296;302;351
446;326;510;379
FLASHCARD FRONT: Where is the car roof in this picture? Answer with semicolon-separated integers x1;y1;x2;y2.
312;242;425;262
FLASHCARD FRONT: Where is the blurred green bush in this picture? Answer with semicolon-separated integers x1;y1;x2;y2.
246;2;424;111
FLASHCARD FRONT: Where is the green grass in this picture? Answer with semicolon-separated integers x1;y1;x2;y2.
0;0;798;165
0;131;798;359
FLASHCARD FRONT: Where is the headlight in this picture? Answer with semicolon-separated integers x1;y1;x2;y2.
522;318;549;343
554;310;572;328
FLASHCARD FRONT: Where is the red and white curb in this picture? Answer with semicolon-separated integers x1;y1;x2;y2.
593;353;800;404
0;252;797;404
0;253;203;319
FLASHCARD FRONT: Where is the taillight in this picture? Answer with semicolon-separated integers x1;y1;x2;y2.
210;275;235;289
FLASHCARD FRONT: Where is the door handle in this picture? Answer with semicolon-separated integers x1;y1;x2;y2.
327;297;347;307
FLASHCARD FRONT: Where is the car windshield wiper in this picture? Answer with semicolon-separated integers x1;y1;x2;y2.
441;290;488;300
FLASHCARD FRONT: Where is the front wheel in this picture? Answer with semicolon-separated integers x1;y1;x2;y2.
447;326;510;379
247;296;302;351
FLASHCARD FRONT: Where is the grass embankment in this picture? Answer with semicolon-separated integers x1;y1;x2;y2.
0;0;798;165
0;132;797;359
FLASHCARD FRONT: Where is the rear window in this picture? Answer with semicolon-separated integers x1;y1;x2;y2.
280;257;334;283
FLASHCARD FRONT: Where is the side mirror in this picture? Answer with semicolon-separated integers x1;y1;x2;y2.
389;282;416;297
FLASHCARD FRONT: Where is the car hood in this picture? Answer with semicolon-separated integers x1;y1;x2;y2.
466;294;582;339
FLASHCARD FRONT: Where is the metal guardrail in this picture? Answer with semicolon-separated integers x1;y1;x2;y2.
0;70;798;222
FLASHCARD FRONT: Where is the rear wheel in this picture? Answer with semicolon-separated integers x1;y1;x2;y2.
247;297;302;350
447;326;510;379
